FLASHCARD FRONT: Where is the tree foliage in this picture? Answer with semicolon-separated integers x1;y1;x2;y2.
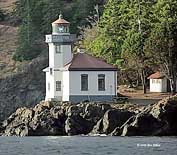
12;0;105;61
82;0;155;92
146;0;177;93
82;0;177;93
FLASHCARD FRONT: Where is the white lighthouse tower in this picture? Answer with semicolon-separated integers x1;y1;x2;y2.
43;14;75;101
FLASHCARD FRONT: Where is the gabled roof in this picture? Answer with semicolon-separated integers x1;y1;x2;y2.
147;72;165;79
65;53;117;71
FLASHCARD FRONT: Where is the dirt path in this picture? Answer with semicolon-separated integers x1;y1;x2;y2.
118;85;171;100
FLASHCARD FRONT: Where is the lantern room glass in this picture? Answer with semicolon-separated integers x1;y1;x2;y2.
58;25;69;33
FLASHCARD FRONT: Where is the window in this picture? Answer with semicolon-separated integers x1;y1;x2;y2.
152;79;161;84
157;79;161;83
50;68;53;75
58;25;69;33
48;83;50;91
56;45;61;53
56;81;61;91
98;74;105;91
81;74;88;91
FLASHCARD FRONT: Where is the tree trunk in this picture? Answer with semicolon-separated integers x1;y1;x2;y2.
140;69;146;94
169;77;176;95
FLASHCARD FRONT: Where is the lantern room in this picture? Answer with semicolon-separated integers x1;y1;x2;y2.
52;14;70;35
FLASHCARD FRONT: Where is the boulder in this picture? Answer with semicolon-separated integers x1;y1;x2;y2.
91;109;134;135
4;124;33;136
65;115;93;136
66;105;83;117
2;101;67;136
29;108;65;136
33;101;52;114
121;113;165;136
1;107;34;136
83;103;111;123
120;95;177;136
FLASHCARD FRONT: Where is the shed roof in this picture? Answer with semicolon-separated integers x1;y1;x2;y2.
65;53;117;71
147;72;165;79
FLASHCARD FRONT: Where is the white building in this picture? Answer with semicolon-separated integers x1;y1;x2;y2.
148;72;177;93
148;72;169;92
43;14;117;102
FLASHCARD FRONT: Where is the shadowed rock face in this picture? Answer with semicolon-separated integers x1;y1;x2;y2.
1;95;177;136
115;95;177;136
120;113;165;136
91;109;134;135
0;57;47;121
0;101;135;136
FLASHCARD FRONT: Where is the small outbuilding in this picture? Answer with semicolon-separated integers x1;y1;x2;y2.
148;72;169;93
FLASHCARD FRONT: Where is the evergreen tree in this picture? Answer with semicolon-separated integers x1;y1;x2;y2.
13;0;42;61
83;0;155;93
83;0;124;64
121;0;155;93
146;0;177;93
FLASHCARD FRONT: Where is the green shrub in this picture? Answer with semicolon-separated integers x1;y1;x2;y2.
13;43;41;62
0;9;5;21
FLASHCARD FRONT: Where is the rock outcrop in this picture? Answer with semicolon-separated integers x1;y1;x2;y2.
0;101;136;136
113;95;177;136
0;56;47;121
91;109;134;135
1;95;177;136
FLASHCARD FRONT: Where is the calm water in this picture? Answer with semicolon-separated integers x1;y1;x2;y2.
0;136;177;155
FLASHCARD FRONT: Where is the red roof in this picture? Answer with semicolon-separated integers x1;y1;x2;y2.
52;14;70;24
65;53;117;71
147;72;165;79
52;18;70;24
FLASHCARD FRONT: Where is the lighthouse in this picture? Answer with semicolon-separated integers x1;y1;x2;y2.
43;14;117;103
43;14;75;101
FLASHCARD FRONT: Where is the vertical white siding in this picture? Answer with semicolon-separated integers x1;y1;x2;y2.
49;43;63;68
62;45;73;65
162;78;167;92
63;71;70;101
150;79;167;92
45;71;55;100
48;43;55;67
48;43;72;68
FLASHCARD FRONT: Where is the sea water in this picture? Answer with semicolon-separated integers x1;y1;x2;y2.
0;136;177;155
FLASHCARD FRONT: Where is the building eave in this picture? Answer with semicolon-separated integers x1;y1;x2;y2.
68;68;117;71
43;67;49;72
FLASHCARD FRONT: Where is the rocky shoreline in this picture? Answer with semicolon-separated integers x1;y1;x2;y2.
0;95;177;136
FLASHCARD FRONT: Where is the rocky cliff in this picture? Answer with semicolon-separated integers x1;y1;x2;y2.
1;95;177;136
0;57;47;121
0;101;141;136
